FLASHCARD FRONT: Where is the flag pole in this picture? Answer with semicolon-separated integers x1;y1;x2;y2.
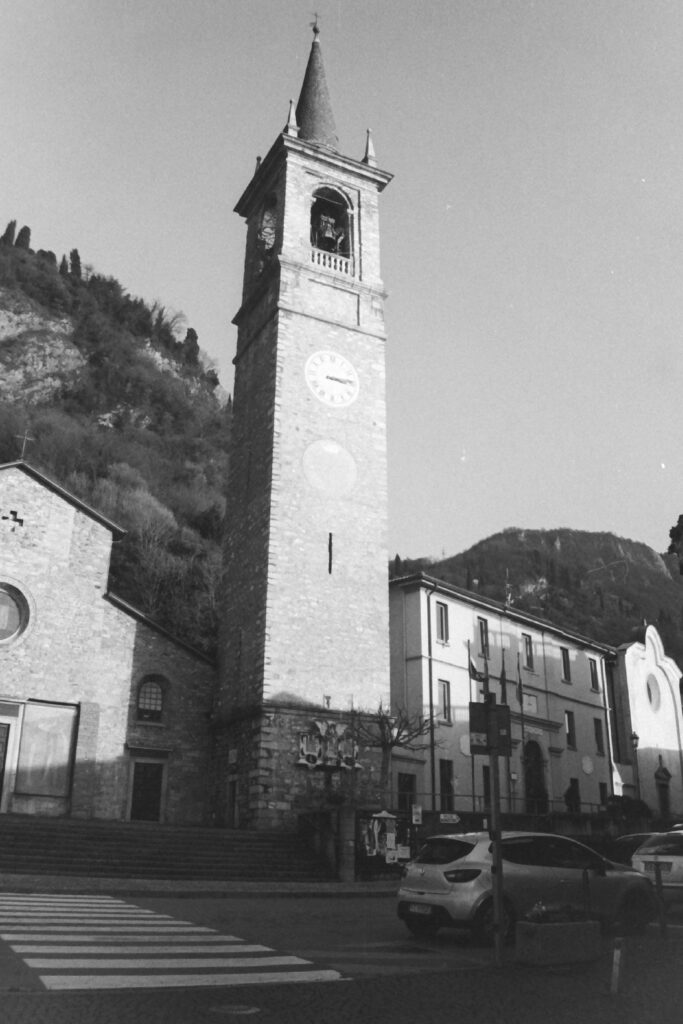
517;652;526;813
468;639;476;813
500;651;511;813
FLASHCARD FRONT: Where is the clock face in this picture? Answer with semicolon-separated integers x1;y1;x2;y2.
305;351;359;407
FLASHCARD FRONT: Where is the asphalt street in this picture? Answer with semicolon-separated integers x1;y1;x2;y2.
1;892;683;1023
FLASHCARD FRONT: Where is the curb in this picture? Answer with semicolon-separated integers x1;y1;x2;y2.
0;874;399;898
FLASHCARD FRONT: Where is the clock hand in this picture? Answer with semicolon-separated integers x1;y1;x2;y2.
325;375;353;385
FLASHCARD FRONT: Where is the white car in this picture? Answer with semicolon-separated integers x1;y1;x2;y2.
398;831;656;943
632;831;683;899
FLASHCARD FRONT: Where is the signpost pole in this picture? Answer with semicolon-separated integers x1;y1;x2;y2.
488;695;505;968
469;689;510;969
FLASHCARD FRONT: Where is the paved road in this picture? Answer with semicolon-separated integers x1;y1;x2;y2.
0;893;342;991
2;892;683;1023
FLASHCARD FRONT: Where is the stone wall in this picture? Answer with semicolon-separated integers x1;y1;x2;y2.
0;464;215;824
213;702;385;831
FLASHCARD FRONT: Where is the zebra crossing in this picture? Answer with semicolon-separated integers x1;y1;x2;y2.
0;893;343;990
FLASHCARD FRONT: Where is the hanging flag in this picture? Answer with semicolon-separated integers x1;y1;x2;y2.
500;652;508;705
468;639;485;681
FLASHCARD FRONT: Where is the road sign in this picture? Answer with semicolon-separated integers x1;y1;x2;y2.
469;701;512;756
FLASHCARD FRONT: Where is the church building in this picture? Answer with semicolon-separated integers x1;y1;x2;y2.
0;28;394;832
0;461;215;823
2;31;682;840
213;26;394;829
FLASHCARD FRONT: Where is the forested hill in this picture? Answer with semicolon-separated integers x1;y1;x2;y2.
392;528;683;670
5;224;683;670
0;221;230;656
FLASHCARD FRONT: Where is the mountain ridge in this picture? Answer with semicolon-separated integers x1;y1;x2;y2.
393;526;683;669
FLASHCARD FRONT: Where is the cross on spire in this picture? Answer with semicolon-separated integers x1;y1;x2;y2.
15;431;35;459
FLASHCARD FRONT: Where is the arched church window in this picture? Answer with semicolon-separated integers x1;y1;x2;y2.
310;187;351;259
0;584;29;643
137;676;166;723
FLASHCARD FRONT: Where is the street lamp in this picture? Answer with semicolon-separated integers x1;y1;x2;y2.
631;731;641;802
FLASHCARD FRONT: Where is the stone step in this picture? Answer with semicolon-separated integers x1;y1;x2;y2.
0;815;335;880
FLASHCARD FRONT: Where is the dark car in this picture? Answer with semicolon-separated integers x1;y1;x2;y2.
606;833;659;865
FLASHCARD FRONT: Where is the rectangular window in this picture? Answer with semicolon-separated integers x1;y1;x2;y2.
436;601;449;643
523;633;534;670
438;679;451;723
594;718;605;756
599;782;608;807
589;658;599;691
478;617;489;658
397;772;417;817
439;759;454;812
565;710;576;749
561;647;571;682
15;701;78;798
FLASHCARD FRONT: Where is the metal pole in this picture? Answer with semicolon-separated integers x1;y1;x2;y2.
488;694;505;967
425;582;437;814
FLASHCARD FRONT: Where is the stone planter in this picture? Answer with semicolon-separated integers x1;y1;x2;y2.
515;920;602;965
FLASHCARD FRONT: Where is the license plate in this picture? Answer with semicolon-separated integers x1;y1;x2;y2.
645;861;672;873
409;903;432;915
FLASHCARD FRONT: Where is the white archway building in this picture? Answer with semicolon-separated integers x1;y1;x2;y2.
613;626;683;821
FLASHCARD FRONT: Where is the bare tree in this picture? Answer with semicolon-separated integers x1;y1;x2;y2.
353;703;433;807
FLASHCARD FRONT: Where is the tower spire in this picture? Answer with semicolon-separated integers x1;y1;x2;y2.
294;22;338;150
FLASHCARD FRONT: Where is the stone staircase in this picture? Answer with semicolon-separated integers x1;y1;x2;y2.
0;815;336;881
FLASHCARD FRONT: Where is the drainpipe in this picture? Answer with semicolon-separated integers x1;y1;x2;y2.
600;656;616;801
425;579;438;814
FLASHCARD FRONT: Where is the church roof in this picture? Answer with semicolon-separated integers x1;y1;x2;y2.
295;25;339;151
0;460;126;538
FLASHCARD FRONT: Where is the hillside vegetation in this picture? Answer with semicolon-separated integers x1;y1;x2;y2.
393;527;683;669
4;222;682;671
0;221;230;656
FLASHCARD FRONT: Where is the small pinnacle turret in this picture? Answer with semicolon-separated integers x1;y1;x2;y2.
363;128;377;167
294;24;339;150
284;98;299;137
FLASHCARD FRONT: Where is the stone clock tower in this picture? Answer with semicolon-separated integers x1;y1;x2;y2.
216;28;392;829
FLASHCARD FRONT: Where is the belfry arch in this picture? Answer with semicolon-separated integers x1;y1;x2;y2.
310;186;352;259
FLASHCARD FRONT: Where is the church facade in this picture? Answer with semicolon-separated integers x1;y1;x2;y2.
0;461;215;823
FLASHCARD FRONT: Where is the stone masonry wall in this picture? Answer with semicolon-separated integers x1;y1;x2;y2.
0;466;215;823
214;702;385;831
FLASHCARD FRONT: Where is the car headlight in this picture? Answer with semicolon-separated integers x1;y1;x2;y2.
443;868;482;883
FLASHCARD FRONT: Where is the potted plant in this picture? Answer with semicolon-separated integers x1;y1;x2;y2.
515;902;602;965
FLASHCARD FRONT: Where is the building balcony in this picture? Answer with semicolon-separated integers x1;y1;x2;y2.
310;248;354;276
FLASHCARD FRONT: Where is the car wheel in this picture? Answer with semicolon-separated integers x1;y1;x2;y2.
613;892;653;935
473;897;515;946
405;918;439;938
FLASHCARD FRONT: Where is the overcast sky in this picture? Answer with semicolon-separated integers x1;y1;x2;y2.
3;0;683;562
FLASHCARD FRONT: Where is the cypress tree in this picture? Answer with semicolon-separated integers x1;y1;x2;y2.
14;225;31;249
0;220;16;245
69;248;82;279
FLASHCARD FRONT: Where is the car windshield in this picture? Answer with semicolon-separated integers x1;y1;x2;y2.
637;833;683;856
415;838;476;865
